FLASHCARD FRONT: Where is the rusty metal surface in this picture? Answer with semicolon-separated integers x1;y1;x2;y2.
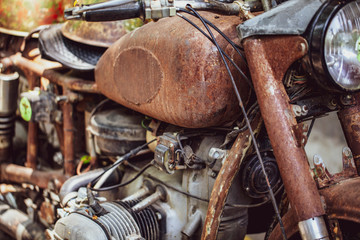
312;147;358;188
95;13;250;128
61;21;128;48
26;122;38;169
321;177;360;223
201;114;261;240
63;92;75;176
55;123;65;154
243;36;325;221
0;163;66;189
3;53;99;93
269;177;360;240
39;201;56;225
25;72;39;170
338;93;360;174
42;69;99;93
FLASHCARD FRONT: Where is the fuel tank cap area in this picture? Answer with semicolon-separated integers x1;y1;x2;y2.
95;12;250;128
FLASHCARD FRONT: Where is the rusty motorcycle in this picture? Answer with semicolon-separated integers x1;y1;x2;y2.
0;0;360;239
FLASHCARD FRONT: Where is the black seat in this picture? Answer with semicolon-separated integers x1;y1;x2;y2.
38;24;106;71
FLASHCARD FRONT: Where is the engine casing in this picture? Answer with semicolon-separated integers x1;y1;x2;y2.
95;13;249;128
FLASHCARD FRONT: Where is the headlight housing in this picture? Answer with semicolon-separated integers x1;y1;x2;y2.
308;0;360;92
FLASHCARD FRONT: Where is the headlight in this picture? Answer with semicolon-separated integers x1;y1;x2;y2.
308;0;360;92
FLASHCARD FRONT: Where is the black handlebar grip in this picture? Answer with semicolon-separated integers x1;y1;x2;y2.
83;2;142;21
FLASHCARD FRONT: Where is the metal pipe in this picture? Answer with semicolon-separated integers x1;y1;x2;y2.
59;168;121;206
131;185;166;212
55;123;65;154
0;202;45;240
182;210;202;238
2;54;100;93
338;93;360;175
243;36;326;225
25;72;39;170
201;115;260;240
63;90;75;176
42;69;99;94
298;217;329;240
0;163;66;190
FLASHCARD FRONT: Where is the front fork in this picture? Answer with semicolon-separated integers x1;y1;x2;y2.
243;36;329;240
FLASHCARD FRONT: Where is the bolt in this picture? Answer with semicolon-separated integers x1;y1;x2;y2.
212;151;220;159
210;172;217;178
132;186;167;212
313;154;323;165
343;147;352;157
299;42;307;53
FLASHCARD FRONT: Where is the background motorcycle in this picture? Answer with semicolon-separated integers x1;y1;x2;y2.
0;0;360;239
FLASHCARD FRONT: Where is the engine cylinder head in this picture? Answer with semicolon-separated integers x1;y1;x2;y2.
53;200;159;240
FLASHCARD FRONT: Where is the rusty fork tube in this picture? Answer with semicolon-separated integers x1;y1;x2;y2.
338;93;360;175
243;36;328;238
63;89;75;176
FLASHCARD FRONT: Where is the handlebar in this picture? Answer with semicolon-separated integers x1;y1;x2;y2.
82;3;143;21
65;0;250;21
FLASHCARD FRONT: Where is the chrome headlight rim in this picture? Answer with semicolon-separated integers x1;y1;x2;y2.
308;0;360;92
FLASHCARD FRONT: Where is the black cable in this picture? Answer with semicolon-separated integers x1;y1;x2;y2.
178;9;246;58
124;162;272;208
89;161;154;192
89;139;157;188
176;12;253;89
306;118;316;140
185;6;287;240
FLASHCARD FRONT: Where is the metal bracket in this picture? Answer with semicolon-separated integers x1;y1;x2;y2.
312;147;358;189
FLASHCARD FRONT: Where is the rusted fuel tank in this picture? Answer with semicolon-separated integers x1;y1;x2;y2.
95;12;249;128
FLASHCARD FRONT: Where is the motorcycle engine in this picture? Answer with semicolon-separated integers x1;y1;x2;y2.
47;107;251;240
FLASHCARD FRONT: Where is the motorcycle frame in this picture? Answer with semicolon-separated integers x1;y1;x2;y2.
1;23;360;240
